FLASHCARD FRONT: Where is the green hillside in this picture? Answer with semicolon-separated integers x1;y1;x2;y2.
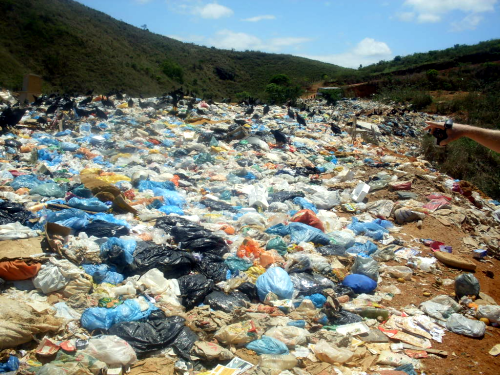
0;0;348;98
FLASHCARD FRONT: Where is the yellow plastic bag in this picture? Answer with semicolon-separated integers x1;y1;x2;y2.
96;174;131;183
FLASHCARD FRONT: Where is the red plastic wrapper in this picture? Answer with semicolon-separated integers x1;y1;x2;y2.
291;209;325;232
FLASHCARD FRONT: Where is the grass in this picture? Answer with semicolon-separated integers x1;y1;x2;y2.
0;0;348;98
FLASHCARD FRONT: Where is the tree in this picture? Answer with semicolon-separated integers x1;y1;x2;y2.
394;55;402;62
426;69;439;82
141;24;148;31
162;60;184;83
269;74;291;86
235;91;251;101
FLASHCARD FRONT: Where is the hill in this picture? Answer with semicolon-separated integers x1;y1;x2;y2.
0;0;348;98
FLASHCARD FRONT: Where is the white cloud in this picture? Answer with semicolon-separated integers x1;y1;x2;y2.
396;11;415;21
242;15;276;22
300;38;393;68
401;0;497;24
194;3;233;19
205;30;311;52
451;14;484;31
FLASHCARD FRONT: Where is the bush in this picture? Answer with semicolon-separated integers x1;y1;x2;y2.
161;60;183;83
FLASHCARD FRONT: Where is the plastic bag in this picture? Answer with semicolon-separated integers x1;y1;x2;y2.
293;197;318;213
125;242;195;279
313;340;354;364
171;224;228;256
291;209;325;232
33;263;70;294
265;326;309;348
30;183;66;198
100;237;137;270
82;264;124;285
342;274;377;294
476;305;500;324
304;293;327;308
0;355;19;373
256;267;294;301
81;297;157;330
178;274;214;310
246;335;289;355
137;179;175;192
68;197;109;212
446;313;485;338
351;256;379;281
0;200;32;225
214;320;258;346
347;218;387;241
455;273;480;298
327;310;362;326
109;312;187;354
83;335;137;367
204;291;249;313
346;241;378;257
138;268;181;298
195;253;229;282
77;220;129;238
10;174;42;190
384;266;413;280
266;236;288;256
289;273;334;296
288;222;330;245
225;255;253;272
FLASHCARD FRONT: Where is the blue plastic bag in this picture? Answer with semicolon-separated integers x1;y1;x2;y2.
30;183;66;198
153;188;185;207
0;355;19;373
47;208;89;223
346;241;378;256
68;197;109;212
342;274;377;294
158;205;184;215
293;197;318;214
265;224;291;237
82;264;124;285
304;293;327;308
90;213;131;228
61;142;79;152
287;320;306;328
246;336;289;355
288;222;330;245
10;174;42;190
138;179;175;192
81;298;157;330
100;237;136;267
256;267;294;301
348;218;387;241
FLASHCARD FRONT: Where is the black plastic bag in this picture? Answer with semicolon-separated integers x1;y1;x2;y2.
333;284;355;298
172;226;228;256
178;274;214;310
317;244;347;256
154;216;196;236
201;198;237;213
195;253;229;282
203;290;249;313
327;310;362;326
78;220;129;238
289;272;335;296
0;200;32;225
237;282;259;302
172;326;198;360
268;191;305;203
125;242;194;278
109;313;186;355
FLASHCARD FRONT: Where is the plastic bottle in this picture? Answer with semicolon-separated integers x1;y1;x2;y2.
258;354;298;371
358;307;389;320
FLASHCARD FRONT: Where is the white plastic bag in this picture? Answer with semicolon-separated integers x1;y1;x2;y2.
265;326;309;348
446;313;486;338
83;335;137;367
312;340;353;364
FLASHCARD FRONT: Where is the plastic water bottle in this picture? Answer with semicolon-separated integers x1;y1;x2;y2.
258;354;298;371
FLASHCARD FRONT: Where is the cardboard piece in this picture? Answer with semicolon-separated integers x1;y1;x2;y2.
0;237;44;260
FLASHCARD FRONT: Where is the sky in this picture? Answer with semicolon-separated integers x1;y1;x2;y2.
75;0;500;68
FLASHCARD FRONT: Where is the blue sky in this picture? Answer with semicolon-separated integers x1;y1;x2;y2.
76;0;500;68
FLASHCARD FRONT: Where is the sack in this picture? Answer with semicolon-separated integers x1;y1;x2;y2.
0;260;41;281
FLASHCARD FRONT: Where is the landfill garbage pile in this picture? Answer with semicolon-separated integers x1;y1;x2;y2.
0;89;499;375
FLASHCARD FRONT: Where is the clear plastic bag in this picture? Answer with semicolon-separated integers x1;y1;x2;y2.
256;267;294;301
351;256;379;281
83;335;137;367
313;340;354;364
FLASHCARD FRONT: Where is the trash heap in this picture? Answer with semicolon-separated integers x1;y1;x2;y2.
0;92;499;375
